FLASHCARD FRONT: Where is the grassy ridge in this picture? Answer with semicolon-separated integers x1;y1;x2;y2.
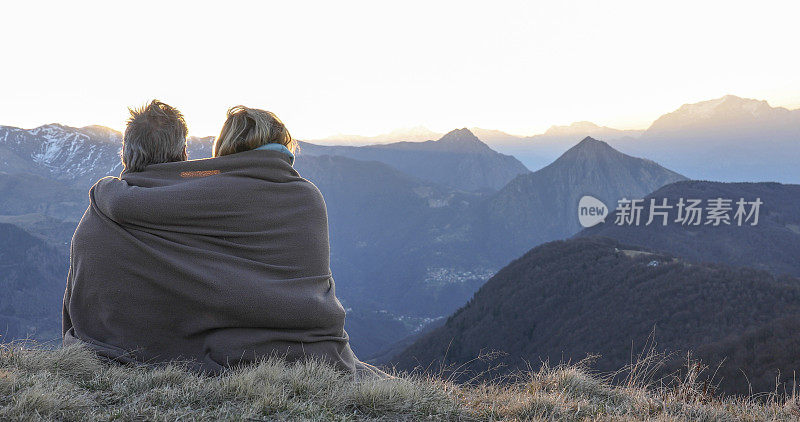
2;344;799;421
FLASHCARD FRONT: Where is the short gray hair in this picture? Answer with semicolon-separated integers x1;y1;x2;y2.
213;106;294;157
122;100;188;173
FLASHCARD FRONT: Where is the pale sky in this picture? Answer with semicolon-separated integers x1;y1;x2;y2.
1;1;798;139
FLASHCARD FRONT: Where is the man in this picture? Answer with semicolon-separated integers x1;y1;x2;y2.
62;99;192;361
120;100;188;172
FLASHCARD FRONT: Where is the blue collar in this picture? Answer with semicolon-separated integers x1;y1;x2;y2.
255;143;294;165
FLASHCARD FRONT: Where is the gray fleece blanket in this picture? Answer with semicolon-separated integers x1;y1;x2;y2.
62;149;358;374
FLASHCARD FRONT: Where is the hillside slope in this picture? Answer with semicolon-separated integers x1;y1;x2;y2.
392;238;800;395
0;223;67;342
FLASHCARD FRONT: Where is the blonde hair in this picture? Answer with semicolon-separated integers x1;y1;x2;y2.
213;106;295;157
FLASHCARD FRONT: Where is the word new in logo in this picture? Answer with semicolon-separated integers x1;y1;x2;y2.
578;195;608;228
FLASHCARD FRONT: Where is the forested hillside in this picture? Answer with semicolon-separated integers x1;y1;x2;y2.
392;238;800;395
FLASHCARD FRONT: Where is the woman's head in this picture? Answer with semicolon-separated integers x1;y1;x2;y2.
213;106;295;157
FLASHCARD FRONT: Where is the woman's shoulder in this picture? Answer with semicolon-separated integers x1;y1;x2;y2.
293;177;327;207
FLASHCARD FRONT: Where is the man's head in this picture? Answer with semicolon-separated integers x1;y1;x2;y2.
122;100;188;173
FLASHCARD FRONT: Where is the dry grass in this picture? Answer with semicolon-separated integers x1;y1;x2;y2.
1;343;798;421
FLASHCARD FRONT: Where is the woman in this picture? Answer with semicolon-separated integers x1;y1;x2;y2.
213;105;297;162
214;106;389;377
65;105;384;378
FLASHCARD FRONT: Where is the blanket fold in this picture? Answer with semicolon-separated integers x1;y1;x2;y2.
63;149;357;374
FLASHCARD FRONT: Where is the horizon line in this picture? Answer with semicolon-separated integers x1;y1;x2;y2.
4;94;799;141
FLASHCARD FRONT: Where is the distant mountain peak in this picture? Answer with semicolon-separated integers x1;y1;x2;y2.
437;128;481;143
540;135;685;188
672;95;771;117
646;95;786;136
81;125;122;142
561;136;617;156
29;123;69;135
431;128;495;154
544;121;602;136
576;135;602;145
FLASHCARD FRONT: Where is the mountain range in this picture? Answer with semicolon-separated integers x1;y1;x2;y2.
488;96;800;182
305;135;691;359
313;95;799;182
473;123;644;171
0;124;123;190
298;128;530;192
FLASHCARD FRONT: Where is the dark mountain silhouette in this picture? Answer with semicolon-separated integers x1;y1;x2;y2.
479;137;686;262
391;237;800;395
298;128;530;191
0;223;67;342
611;95;800;182
578;181;800;277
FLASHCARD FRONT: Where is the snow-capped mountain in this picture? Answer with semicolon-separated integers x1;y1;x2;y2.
0;124;124;189
0;124;217;190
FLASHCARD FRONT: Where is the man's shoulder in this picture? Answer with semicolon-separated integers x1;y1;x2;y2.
89;176;125;194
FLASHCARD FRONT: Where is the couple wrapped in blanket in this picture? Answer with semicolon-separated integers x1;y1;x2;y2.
63;101;385;379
